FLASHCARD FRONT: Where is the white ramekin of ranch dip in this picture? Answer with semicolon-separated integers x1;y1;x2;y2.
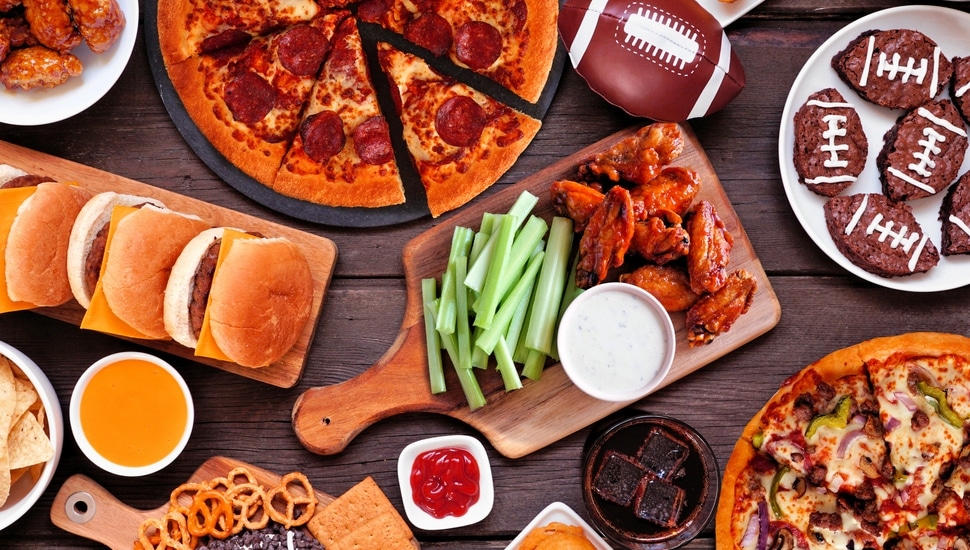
557;282;675;402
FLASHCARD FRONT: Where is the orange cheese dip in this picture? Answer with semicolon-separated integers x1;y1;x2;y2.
79;359;188;467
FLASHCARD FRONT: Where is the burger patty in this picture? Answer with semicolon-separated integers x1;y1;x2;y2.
190;240;222;338
84;224;110;297
0;174;54;188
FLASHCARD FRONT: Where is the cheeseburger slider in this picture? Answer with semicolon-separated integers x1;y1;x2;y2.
4;181;93;307
164;227;314;368
85;203;209;339
67;192;165;308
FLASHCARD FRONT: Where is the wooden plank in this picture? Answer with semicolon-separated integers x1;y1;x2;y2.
0;140;337;388
292;123;782;459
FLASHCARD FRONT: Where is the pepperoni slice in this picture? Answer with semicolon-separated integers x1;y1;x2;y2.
404;13;453;57
225;72;275;124
357;0;391;23
278;25;330;76
200;29;251;55
301;110;346;161
454;21;502;70
512;1;528;32
354;116;394;165
435;96;486;148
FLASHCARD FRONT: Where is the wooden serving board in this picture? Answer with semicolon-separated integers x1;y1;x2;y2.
292;124;782;458
49;456;420;549
0;140;337;388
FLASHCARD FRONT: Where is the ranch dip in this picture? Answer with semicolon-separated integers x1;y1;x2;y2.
559;285;672;399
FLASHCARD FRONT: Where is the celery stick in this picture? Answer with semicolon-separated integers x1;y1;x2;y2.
524;216;574;355
470;327;489;369
550;253;584;361
464;228;496;294
494;215;547;304
506;190;539;222
503;272;534;360
473;214;515;328
468;213;495;266
476;250;544;355
454;254;473;370
421;279;447;394
435;226;473;334
521;348;547;381
494;338;523;391
430;300;486;409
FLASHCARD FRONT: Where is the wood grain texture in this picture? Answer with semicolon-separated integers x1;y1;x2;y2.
0;140;337;388
49;456;344;549
292;124;781;458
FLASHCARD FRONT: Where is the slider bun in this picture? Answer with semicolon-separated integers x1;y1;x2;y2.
67;192;165;308
163;227;235;348
5;182;93;306
100;204;209;339
206;236;314;367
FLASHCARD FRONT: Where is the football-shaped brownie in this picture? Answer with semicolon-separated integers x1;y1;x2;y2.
951;56;970;124
832;29;952;110
941;171;970;256
558;0;745;121
824;193;939;277
878;99;968;202
792;88;868;197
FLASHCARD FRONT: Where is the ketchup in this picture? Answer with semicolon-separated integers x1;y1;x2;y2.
409;447;481;518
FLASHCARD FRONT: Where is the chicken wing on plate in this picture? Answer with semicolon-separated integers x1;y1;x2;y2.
550;180;604;233
620;264;699;312
0;15;38;63
630;166;701;222
629;217;689;265
686;269;756;347
67;0;126;54
576;185;635;289
22;0;82;53
685;200;733;295
577;122;684;186
0;45;81;90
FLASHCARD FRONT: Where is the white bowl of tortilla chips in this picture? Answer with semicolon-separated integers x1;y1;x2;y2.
0;340;61;530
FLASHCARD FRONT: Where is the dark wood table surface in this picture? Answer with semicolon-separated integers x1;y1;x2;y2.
3;0;970;547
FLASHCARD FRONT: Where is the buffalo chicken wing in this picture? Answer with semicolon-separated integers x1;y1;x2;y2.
620;264;699;312
550;179;604;233
576;185;635;288
629;217;689;265
577;122;684;186
685;201;733;295
630;166;701;222
686;269;757;347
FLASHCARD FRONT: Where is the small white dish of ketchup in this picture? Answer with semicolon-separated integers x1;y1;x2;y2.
397;434;494;530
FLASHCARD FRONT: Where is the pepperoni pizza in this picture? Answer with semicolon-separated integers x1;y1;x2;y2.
156;0;559;216
717;332;970;550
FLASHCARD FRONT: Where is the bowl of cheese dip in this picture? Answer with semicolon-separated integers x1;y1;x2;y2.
557;283;675;402
70;351;193;477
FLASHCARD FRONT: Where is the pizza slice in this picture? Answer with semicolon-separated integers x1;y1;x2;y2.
167;11;349;187
376;41;541;217
866;351;970;526
158;0;326;66
273;17;405;208
359;0;559;103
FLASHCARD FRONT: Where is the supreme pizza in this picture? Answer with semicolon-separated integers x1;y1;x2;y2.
156;0;559;217
717;332;970;550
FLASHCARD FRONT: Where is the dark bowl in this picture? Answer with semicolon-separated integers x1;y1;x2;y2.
582;414;719;549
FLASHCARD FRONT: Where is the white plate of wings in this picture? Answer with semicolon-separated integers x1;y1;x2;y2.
0;0;138;126
778;5;970;293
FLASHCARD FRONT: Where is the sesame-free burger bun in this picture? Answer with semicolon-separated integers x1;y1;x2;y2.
67;192;165;308
163;227;238;349
5;182;93;306
189;234;313;367
99;204;209;339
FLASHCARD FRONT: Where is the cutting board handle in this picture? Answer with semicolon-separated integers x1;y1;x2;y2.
292;324;458;455
50;474;163;549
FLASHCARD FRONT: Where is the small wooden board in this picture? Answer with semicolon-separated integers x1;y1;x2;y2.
49;456;419;549
0;140;337;388
292;123;782;458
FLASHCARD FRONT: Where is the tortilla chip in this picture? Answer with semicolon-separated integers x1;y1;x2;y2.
8;411;53;469
12;377;37;421
308;477;414;550
0;358;17;506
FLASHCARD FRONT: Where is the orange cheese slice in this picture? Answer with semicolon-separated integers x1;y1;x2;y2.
194;229;260;362
80;205;158;339
0;187;39;313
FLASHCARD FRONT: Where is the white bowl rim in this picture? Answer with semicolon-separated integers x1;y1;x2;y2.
69;351;193;477
397;434;494;530
557;282;675;402
0;340;64;530
503;501;613;550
